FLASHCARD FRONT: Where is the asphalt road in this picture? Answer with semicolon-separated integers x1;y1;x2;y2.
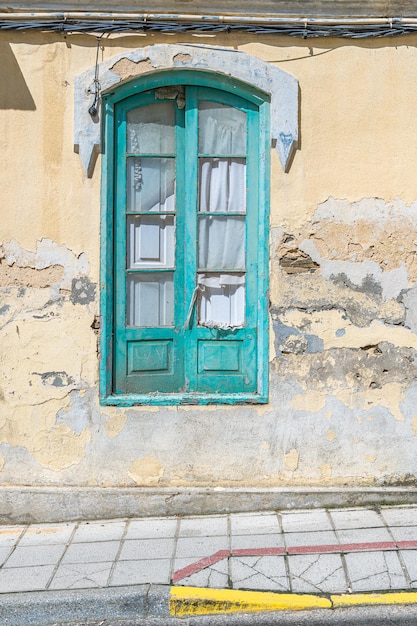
49;604;417;626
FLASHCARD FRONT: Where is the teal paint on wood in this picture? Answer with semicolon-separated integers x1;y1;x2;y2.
198;341;241;373
127;341;171;373
100;71;269;404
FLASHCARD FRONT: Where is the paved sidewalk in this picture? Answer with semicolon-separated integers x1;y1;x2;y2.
1;504;417;623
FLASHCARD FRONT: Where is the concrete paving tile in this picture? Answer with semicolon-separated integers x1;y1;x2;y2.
72;520;126;543
345;550;407;592
49;561;113;590
110;559;171;586
400;550;417;586
285;530;339;548
288;553;347;593
231;533;284;550
0;565;55;593
329;508;384;529
381;506;417;528
231;555;289;591
62;540;120;564
126;517;177;539
230;513;280;535
336;527;392;545
280;510;332;533
120;537;175;560
19;523;75;546
388;526;417;542
175;557;229;588
0;546;12;566
0;526;25;548
175;536;229;558
4;543;66;568
179;516;228;538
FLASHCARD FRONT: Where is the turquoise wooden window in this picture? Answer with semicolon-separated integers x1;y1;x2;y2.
100;71;270;405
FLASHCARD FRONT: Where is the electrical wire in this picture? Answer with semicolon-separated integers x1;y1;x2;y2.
0;18;416;38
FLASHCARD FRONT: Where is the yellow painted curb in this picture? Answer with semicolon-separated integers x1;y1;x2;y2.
169;586;331;616
169;587;417;616
332;591;417;607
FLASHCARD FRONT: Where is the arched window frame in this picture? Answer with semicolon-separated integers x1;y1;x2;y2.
100;70;271;405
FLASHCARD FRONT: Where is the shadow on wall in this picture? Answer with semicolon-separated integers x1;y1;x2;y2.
0;42;35;110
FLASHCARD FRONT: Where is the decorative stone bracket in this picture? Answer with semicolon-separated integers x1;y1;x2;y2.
74;44;299;177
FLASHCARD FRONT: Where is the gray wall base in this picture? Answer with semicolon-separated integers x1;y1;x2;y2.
1;486;417;524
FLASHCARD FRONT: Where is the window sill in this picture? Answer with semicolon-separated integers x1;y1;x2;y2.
100;392;269;406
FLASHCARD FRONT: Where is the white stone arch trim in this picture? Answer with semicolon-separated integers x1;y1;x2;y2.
74;43;299;177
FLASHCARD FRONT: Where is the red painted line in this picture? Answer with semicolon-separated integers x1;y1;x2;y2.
287;544;342;555
172;540;407;582
172;550;230;583
397;540;417;550
339;541;396;552
232;547;286;557
287;541;396;555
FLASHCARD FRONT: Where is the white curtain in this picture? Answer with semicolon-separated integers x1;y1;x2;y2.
127;102;176;213
199;159;246;213
198;274;245;329
197;102;247;327
125;100;248;329
198;216;245;270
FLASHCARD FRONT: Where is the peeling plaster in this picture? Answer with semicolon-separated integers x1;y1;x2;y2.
56;389;101;435
110;57;153;79
0;263;64;289
400;284;417;333
279;310;417;351
0;397;91;471
0;239;89;293
74;44;298;176
0;309;95;407
271;272;405;329
1;197;417;487
320;464;332;480
70;276;96;306
284;449;299;472
128;456;164;485
300;239;408;302
35;371;75;388
104;411;128;439
291;390;326;414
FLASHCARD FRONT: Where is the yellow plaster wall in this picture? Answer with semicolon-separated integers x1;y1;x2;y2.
1;30;417;487
1;32;417;255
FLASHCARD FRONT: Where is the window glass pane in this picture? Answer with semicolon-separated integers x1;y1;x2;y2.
199;102;246;155
127;102;175;154
127;216;175;269
127;273;174;327
199;158;246;213
198;274;245;328
198;216;245;270
127;158;175;213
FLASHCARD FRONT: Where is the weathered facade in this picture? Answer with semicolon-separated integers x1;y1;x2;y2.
2;1;417;521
